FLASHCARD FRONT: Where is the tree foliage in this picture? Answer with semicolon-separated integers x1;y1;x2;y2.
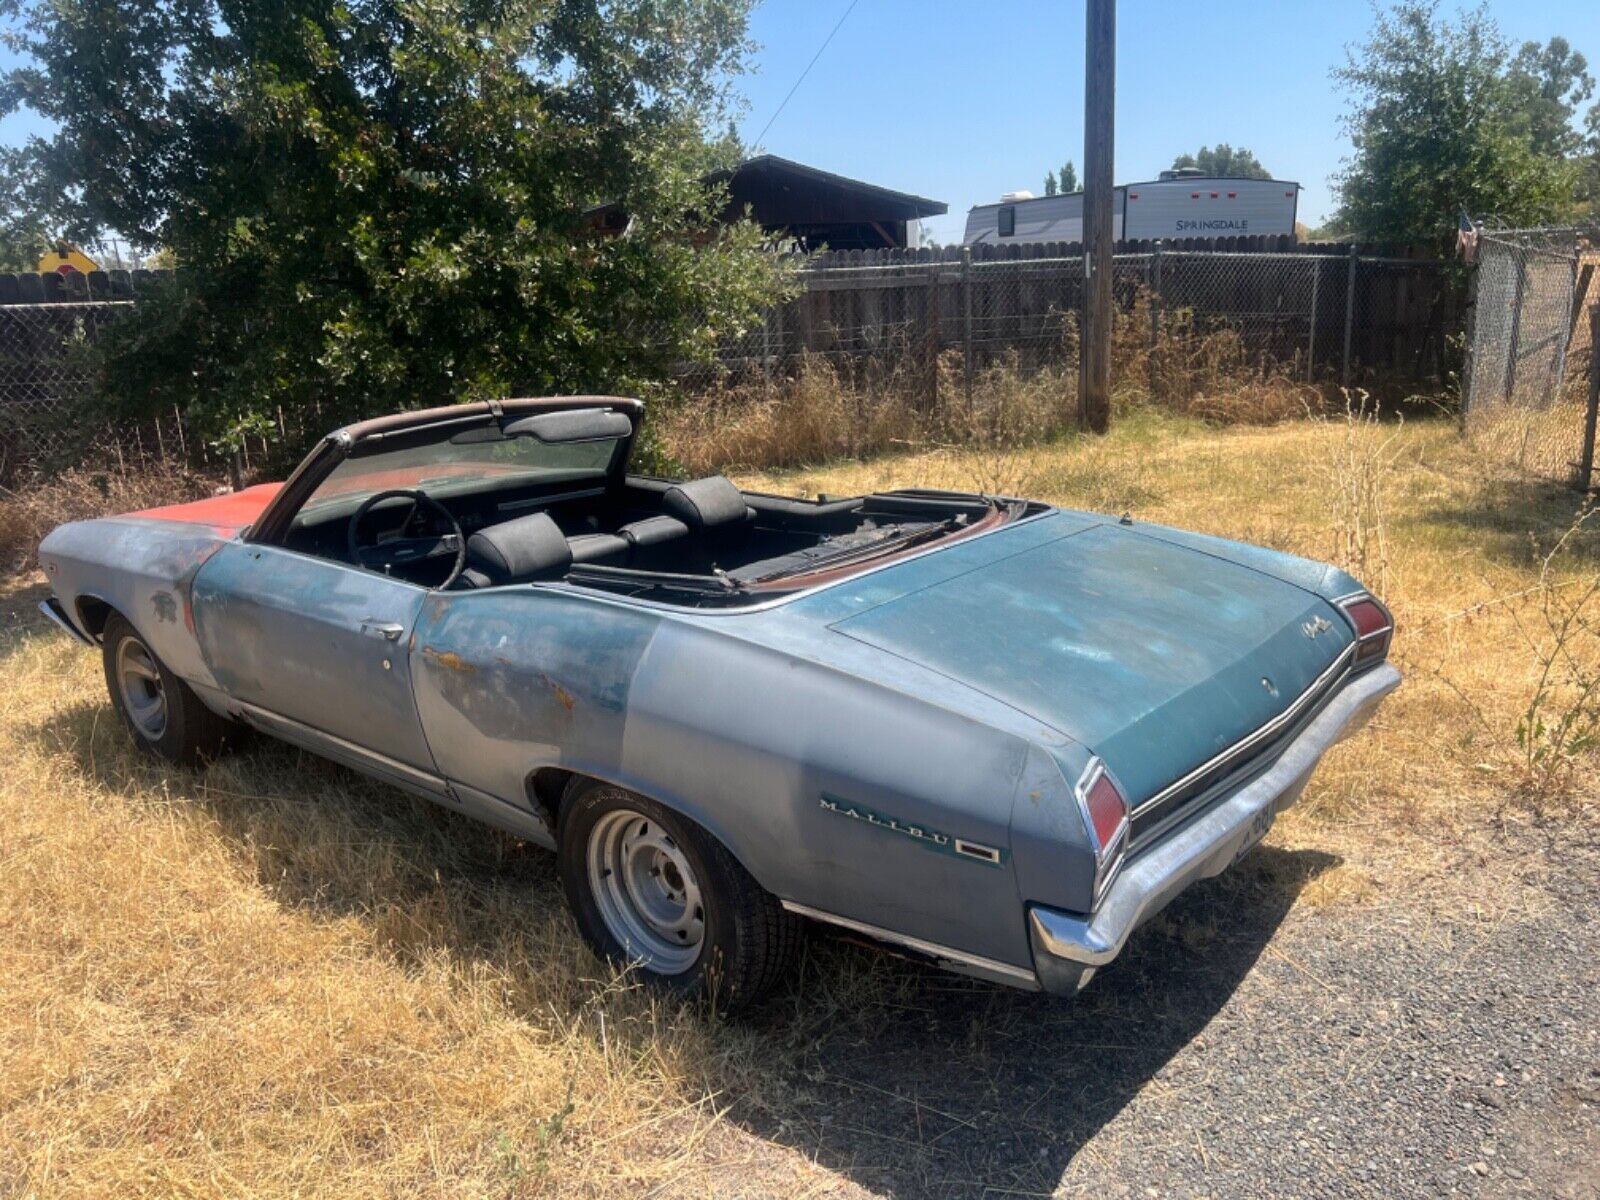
0;0;785;451
1333;3;1595;242
1042;160;1076;197
1170;145;1269;179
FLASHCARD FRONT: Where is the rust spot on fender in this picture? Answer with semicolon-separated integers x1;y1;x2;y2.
422;646;476;674
541;673;578;711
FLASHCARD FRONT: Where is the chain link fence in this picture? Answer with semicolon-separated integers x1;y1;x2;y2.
2;247;1463;484
1463;225;1600;489
668;248;1457;401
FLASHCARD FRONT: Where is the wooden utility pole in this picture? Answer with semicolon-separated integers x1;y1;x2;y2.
1079;0;1115;434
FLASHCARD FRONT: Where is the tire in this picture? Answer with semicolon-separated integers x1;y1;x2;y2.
558;780;801;1012
101;611;238;766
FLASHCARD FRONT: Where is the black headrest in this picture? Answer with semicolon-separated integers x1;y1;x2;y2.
466;512;572;583
661;476;751;529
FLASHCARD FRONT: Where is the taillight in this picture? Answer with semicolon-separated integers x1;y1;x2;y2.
1076;759;1129;905
1338;594;1393;666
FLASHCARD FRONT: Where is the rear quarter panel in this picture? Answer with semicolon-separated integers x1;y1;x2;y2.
409;585;1068;969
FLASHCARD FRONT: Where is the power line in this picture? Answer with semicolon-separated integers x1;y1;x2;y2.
751;0;861;149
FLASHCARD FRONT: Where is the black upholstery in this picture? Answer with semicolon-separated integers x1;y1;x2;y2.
618;515;691;549
465;511;571;584
661;476;752;529
568;533;629;565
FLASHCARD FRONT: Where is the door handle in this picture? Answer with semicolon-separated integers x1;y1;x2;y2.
360;619;405;642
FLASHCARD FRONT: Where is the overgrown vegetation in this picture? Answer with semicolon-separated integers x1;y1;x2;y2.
656;293;1322;475
0;0;786;453
0;461;216;572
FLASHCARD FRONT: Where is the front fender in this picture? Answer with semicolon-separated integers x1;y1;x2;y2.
38;518;231;690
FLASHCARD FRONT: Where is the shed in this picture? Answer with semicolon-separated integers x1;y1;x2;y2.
588;155;947;251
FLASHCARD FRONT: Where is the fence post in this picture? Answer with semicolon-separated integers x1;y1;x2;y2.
1580;306;1600;492
1341;244;1358;389
1149;241;1163;396
1306;255;1321;382
926;267;941;413
761;305;772;400
962;245;974;408
1502;253;1526;402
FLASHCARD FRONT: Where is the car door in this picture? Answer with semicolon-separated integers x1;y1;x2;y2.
191;541;442;790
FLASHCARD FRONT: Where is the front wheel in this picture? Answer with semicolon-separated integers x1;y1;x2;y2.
558;781;801;1012
102;612;238;766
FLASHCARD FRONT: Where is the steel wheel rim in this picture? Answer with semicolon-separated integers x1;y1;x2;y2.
115;635;167;740
586;808;705;974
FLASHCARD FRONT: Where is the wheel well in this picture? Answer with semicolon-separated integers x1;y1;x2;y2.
75;596;114;641
526;767;574;831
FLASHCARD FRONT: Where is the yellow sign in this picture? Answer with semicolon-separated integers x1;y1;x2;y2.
37;244;100;275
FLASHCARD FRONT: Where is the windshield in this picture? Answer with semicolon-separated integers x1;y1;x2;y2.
297;428;620;519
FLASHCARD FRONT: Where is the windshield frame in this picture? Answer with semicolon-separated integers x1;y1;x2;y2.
244;396;643;548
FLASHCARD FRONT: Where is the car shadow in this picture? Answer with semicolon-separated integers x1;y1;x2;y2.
730;843;1329;1198
28;674;1332;1200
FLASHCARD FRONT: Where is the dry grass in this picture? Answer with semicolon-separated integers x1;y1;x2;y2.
658;296;1322;476
2;410;1597;1196
0;462;218;573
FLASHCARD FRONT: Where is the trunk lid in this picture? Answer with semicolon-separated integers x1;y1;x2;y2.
829;522;1354;811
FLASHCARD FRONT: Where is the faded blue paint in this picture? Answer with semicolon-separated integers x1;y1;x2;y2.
829;522;1352;805
408;587;660;809
193;542;435;771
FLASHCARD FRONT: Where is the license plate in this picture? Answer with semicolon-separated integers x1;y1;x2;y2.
1231;805;1275;864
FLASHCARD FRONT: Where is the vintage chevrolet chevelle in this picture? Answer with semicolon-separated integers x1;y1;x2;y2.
38;397;1399;1008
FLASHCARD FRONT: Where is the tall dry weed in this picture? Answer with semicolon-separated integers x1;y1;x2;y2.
1509;506;1600;803
1322;391;1400;596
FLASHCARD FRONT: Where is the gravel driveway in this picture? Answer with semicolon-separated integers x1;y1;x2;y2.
701;820;1600;1199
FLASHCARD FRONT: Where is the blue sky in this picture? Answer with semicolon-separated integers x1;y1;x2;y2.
737;0;1600;243
4;0;1597;248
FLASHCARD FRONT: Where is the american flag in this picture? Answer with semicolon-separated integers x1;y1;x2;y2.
1455;210;1479;264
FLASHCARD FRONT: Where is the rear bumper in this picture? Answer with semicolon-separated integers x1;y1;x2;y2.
1028;661;1401;995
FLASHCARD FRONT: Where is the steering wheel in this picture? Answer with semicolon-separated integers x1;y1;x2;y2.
347;489;467;590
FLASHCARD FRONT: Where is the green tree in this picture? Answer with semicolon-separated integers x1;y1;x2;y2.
1170;144;1270;179
1043;170;1058;196
1506;37;1593;158
1059;160;1078;193
0;145;52;271
0;0;784;452
1332;2;1582;243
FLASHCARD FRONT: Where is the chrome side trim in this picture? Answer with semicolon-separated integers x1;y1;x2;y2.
233;701;448;798
1131;641;1356;819
38;598;94;647
781;900;1040;989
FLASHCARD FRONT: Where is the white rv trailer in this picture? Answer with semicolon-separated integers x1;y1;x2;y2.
963;170;1300;246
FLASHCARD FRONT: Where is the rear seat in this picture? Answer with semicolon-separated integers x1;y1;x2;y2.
461;476;753;586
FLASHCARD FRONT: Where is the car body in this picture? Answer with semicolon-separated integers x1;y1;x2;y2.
38;396;1400;1006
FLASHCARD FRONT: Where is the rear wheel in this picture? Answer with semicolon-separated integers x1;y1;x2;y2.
101;612;237;766
558;781;800;1012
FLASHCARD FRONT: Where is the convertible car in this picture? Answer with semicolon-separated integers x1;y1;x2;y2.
38;396;1400;1009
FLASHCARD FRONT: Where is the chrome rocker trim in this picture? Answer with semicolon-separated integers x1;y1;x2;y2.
782;900;1041;991
1028;661;1402;995
39;598;95;646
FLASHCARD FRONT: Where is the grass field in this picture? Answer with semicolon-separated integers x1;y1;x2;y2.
2;409;1596;1197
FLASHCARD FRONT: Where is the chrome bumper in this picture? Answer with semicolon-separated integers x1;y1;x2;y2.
1028;662;1402;995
